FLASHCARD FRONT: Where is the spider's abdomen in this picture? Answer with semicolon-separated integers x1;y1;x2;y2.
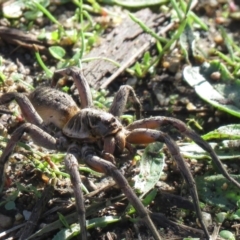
29;87;80;129
63;108;122;141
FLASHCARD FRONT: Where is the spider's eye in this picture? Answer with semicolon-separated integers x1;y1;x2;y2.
104;117;116;125
110;117;116;123
103;119;110;125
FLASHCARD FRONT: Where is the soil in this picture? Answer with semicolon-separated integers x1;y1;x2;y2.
0;1;240;240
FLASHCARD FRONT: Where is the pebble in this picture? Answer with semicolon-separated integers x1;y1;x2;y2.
186;102;196;110
23;210;31;220
210;71;221;81
15;213;23;221
197;212;212;228
0;213;13;228
202;212;212;227
126;77;137;86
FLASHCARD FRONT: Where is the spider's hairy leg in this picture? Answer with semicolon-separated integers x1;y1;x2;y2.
81;144;162;240
127;117;240;189
0;123;58;191
52;67;93;109
109;85;142;120
64;145;87;240
126;128;210;239
0;92;43;127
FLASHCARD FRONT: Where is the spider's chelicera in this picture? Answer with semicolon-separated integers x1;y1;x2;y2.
0;67;239;240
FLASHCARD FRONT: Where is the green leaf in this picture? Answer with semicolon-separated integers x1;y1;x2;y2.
5;201;16;210
219;230;235;240
53;223;80;240
126;189;157;215
179;23;195;62
2;1;24;18
58;212;70;229
134;142;164;196
202;124;240;141
24;10;43;20
134;61;143;77
180;124;240;161
216;212;227;223
0;71;6;82
180;141;240;161
142;189;157;206
183;61;240;118
196;174;240;210
53;216;120;240
231;209;240;220
237;199;240;208
49;46;66;60
143;51;151;66
87;216;120;229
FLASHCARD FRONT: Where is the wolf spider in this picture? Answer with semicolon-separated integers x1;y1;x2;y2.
0;67;240;240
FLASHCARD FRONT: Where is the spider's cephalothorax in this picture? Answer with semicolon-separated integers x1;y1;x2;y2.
63;109;123;140
0;67;240;240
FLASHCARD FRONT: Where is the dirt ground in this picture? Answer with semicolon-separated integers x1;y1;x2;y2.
0;1;240;240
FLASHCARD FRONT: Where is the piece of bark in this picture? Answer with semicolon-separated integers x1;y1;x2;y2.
0;8;172;89
0;26;46;50
82;8;172;89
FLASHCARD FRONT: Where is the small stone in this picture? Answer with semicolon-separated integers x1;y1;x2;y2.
15;213;23;221
0;213;13;228
214;35;224;45
186;102;196;110
221;182;228;191
126;77;137;87
210;71;221;81
168;60;180;73
197;212;212;228
23;210;31;220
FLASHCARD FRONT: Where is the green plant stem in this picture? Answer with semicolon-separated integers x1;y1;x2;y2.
128;12;168;44
78;0;85;62
33;1;62;29
171;0;183;20
35;51;53;78
147;17;188;72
